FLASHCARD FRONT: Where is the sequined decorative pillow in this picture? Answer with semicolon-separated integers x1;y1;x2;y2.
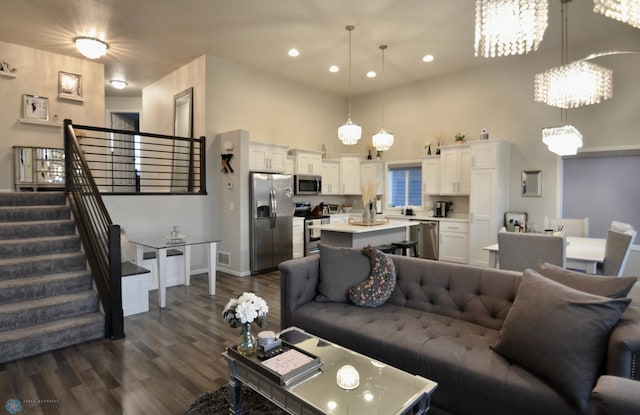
348;246;396;307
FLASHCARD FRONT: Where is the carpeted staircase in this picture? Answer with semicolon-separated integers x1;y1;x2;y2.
0;192;104;364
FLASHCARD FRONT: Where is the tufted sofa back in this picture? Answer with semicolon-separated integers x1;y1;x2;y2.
387;256;522;330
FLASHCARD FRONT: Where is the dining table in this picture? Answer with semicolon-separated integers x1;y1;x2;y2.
483;236;606;273
130;235;221;308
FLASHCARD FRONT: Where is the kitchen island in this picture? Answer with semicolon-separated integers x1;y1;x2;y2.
309;220;418;249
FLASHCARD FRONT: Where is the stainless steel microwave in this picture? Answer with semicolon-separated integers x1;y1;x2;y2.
294;175;322;195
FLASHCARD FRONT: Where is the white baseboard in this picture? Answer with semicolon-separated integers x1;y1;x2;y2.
217;266;251;277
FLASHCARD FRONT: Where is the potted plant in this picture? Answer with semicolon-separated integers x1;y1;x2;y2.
454;133;466;144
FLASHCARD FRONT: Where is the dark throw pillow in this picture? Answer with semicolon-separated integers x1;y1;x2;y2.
493;269;631;411
316;244;370;302
348;246;396;307
537;262;636;298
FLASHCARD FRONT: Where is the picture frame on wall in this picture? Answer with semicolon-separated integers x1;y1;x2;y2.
22;94;49;120
58;71;83;101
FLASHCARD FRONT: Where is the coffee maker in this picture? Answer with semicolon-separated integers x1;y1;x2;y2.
434;201;450;217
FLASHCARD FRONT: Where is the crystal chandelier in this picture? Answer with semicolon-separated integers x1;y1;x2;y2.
542;125;583;155
474;0;549;57
75;37;108;59
338;25;362;145
593;0;640;29
534;61;613;108
372;45;394;152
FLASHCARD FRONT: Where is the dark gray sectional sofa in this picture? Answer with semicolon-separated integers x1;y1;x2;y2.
279;249;640;415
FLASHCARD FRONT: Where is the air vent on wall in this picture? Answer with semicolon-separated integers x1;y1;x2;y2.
218;251;231;266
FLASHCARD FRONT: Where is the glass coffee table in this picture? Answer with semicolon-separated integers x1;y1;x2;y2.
223;327;437;415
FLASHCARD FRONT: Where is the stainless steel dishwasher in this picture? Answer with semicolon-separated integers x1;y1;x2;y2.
410;220;439;260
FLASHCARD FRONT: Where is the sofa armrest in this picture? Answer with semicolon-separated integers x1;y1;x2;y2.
279;255;320;329
592;376;640;415
606;283;640;379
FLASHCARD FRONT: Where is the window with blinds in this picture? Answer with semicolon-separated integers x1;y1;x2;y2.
387;165;422;207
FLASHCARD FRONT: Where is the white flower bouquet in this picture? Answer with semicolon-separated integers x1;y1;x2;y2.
222;292;269;328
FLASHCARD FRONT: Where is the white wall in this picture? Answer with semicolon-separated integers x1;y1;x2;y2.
106;54;345;275
350;33;640;228
0;40;104;191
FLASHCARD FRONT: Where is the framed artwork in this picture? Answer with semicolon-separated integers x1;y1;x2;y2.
22;94;49;120
504;211;528;230
58;71;83;100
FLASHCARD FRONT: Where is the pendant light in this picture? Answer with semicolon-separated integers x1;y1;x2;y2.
540;0;583;156
338;25;362;145
372;45;394;152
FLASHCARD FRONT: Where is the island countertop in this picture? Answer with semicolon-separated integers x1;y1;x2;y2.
308;220;418;234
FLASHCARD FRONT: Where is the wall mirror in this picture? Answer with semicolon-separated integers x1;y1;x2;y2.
172;87;193;191
173;87;193;138
522;170;542;197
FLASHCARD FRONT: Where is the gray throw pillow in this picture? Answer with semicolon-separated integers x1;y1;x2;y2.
538;262;636;298
493;269;631;411
316;244;370;302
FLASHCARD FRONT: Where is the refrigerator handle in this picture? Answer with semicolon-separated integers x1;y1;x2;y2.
270;189;277;228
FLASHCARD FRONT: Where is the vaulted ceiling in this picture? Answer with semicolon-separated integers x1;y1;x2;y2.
0;0;637;97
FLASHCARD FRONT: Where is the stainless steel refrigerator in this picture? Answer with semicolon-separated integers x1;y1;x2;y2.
250;172;294;275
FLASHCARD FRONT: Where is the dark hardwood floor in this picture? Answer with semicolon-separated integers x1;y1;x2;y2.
0;271;282;415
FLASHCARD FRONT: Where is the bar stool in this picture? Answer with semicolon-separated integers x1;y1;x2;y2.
375;244;396;254
392;240;418;257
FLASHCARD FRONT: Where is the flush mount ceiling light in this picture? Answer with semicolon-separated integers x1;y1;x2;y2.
338;25;362;145
372;45;394;152
474;0;549;57
74;36;108;59
542;124;583;155
593;0;640;28
110;80;128;90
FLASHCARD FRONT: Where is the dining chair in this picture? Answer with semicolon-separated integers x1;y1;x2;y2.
498;232;566;272
549;217;589;237
601;224;637;277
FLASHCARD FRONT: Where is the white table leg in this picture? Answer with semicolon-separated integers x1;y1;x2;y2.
158;248;167;308
208;242;217;296
184;245;192;286
488;251;498;268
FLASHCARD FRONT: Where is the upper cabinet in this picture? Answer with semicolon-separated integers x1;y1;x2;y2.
339;155;362;195
422;157;440;196
360;160;384;195
440;145;471;195
320;160;340;195
249;141;288;172
288;149;323;175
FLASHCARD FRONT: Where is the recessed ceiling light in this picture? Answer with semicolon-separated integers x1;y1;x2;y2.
367;71;377;78
288;48;300;57
110;80;128;89
422;54;434;63
329;65;339;73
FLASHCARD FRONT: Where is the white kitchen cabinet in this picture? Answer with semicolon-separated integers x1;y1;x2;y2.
249;141;288;172
440;145;471;195
439;220;469;264
360;160;384;195
288;149;323;175
284;156;294;175
468;140;510;267
339;155;362;194
320;160;340;195
292;217;304;259
422;157;440;196
329;214;351;224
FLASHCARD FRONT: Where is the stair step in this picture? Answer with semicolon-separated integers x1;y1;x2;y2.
0;205;70;222
0;270;92;305
0;192;66;207
0;235;80;259
0;313;104;364
0;219;76;240
0;291;99;332
0;252;86;281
